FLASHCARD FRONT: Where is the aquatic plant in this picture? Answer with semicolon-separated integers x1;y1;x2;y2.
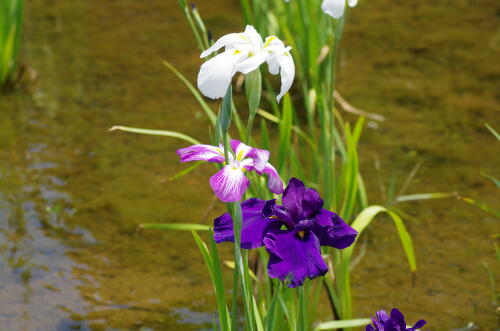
366;308;426;331
110;0;437;329
0;0;24;88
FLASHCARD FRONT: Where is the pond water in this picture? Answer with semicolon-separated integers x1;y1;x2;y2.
0;0;498;330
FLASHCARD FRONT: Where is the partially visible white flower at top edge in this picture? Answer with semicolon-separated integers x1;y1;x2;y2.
321;0;358;19
284;0;358;19
197;25;295;102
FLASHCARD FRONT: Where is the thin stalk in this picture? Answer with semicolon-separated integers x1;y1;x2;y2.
298;286;306;331
231;263;240;331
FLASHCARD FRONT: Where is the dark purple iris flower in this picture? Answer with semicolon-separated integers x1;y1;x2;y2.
366;309;426;331
213;178;358;288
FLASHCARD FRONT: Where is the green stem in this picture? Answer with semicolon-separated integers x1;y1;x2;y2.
298;286;306;331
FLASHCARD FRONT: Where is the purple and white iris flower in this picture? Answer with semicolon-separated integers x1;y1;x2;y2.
176;140;284;203
366;309;426;331
197;25;295;102
213;178;358;287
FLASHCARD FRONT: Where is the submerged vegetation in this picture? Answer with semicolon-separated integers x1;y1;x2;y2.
0;0;23;89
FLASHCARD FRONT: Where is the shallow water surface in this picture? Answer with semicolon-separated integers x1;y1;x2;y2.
0;0;499;330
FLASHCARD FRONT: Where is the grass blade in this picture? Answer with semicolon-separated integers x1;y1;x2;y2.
313;318;371;330
109;126;200;145
139;223;210;231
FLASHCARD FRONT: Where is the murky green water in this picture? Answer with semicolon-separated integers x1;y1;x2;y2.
0;0;498;330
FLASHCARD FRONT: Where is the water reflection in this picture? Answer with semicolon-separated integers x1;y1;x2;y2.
0;139;95;330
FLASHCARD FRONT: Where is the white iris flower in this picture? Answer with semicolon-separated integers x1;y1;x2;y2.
197;25;295;102
321;0;358;19
284;0;358;19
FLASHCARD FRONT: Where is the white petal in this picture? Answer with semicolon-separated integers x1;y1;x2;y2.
197;50;246;99
234;52;269;74
267;56;280;75
275;50;295;102
210;165;249;202
348;0;358;7
244;25;264;49
200;33;246;58
321;0;345;19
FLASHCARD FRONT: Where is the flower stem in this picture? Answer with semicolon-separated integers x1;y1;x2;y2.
298;285;306;331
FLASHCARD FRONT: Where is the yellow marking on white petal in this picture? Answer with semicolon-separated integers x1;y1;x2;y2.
236;149;245;161
264;36;277;48
233;50;241;55
215;148;224;155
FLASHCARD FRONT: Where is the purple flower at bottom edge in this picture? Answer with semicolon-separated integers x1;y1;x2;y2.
366;308;427;331
213;178;358;288
176;139;284;202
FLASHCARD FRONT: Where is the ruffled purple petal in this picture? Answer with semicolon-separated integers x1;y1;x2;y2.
210;165;249;202
213;198;280;249
390;308;407;330
263;163;284;194
408;319;426;331
382;319;400;331
301;187;324;219
312;209;357;249
264;230;328;288
367;309;425;331
270;205;295;228
281;178;305;220
176;144;224;163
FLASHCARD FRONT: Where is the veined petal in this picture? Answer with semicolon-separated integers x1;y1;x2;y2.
213;198;281;249
231;140;270;172
264;230;328;288
263;163;284;194
198;50;247;99
200;32;246;58
348;0;358;7
209;165;249;202
313;209;357;249
176;144;224;163
230;140;253;161
321;0;345;19
235;52;269;74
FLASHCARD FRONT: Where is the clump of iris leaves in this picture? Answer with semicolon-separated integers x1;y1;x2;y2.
109;0;497;330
